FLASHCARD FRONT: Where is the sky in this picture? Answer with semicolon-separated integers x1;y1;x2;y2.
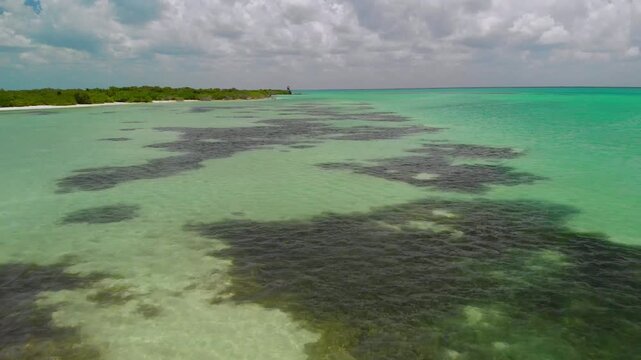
1;0;640;89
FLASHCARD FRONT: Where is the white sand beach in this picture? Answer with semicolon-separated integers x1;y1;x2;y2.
0;100;202;112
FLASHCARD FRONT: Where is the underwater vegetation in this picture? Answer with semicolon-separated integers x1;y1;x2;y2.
188;105;258;113
320;143;544;193
189;199;641;360
272;102;411;122
56;103;439;193
61;204;140;224
135;303;162;319
12;110;58;116
86;283;137;306
40;98;641;359
98;137;131;142
0;263;104;359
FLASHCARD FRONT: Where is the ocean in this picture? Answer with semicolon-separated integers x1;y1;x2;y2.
1;88;640;359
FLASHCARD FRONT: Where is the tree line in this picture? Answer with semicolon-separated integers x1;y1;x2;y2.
0;86;290;107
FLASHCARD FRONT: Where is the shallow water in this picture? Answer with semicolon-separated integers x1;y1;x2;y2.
0;89;640;359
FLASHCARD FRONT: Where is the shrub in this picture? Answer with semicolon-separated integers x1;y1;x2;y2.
74;92;92;104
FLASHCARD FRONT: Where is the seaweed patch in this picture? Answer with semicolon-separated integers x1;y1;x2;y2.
57;104;439;192
188;105;262;113
188;199;641;360
189;107;216;113
99;137;131;142
61;204;140;224
135;303;162;319
0;263;104;359
86;283;137;306
274;102;410;122
21;110;57;116
320;143;542;193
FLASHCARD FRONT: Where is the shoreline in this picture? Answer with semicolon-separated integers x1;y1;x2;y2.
0;98;276;112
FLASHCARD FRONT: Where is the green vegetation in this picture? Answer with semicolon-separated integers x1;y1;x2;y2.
86;283;136;305
135;303;162;319
0;86;290;107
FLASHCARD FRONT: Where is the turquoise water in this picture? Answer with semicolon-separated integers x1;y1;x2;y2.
307;88;641;244
0;89;640;359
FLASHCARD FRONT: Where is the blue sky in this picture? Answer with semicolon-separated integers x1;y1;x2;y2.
1;0;640;89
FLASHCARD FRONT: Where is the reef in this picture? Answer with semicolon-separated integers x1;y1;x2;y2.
57;103;439;193
61;204;140;224
135;303;161;319
320;143;543;193
189;199;641;360
272;102;411;122
86;284;136;306
22;110;57;116
98;137;131;142
188;105;257;113
43;99;641;359
0;263;104;359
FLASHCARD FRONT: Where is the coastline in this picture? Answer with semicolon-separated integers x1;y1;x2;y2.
0;86;288;112
0;99;210;112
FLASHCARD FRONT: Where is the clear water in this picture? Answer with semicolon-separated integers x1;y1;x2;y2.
0;89;639;359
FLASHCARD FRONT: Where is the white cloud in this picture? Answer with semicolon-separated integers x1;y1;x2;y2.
538;25;570;45
0;0;640;88
18;45;89;64
625;46;640;58
510;14;557;38
0;27;31;48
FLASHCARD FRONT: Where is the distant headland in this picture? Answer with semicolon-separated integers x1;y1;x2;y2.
0;86;290;108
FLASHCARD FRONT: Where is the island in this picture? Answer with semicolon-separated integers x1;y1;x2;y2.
0;86;290;108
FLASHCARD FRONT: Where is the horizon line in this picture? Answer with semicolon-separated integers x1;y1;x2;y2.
3;85;641;92
298;86;641;91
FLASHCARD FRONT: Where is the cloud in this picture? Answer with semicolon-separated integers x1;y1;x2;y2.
0;24;31;50
510;14;557;38
110;0;162;25
625;46;640;58
538;25;570;45
0;0;640;89
19;44;89;64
